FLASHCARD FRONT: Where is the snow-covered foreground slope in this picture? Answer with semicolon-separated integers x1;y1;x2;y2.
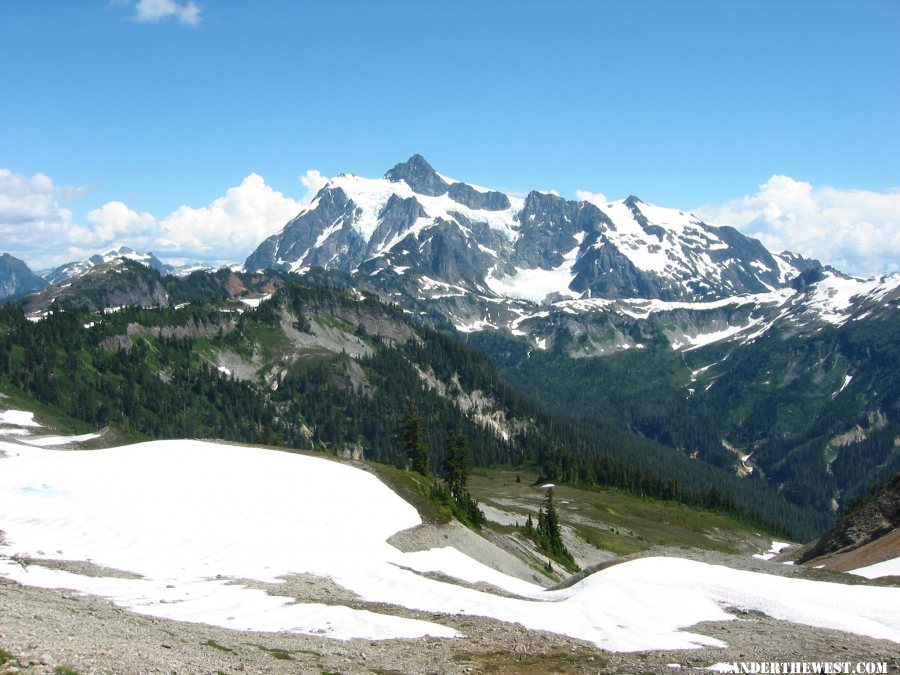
1;440;899;652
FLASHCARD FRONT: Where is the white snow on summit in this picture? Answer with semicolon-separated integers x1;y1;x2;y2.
42;246;175;284
597;200;677;274
325;173;521;247
251;160;897;343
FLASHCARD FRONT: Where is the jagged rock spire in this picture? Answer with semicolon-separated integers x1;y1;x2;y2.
384;154;449;196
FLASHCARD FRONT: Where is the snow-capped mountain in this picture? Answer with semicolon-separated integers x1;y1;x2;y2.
245;155;899;352
44;246;175;284
247;154;793;302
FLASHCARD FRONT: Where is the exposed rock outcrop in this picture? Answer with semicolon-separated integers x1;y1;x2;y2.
797;473;900;564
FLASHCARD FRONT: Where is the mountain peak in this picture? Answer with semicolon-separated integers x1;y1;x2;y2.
384;154;449;197
0;252;49;300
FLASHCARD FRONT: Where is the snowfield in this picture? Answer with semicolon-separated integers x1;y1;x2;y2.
0;410;43;427
752;540;792;561
1;439;899;652
849;556;900;580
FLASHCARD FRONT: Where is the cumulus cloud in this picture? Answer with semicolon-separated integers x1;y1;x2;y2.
0;169;88;267
575;189;609;207
0;168;321;269
299;169;329;204
695;176;900;277
84;201;157;242
157;173;306;259
0;169;84;225
129;0;201;26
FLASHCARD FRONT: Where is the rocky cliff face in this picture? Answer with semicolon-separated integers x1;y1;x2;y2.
0;253;48;300
797;473;900;564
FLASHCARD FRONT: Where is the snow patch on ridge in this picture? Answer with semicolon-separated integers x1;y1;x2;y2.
673;315;766;351
805;272;900;325
554;288;796;318
327;174;521;245
485;244;583;304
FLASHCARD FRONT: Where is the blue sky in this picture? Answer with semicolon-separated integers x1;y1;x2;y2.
1;1;898;274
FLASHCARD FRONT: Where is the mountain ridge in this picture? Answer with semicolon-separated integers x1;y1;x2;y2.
246;154;806;306
240;155;900;524
43;246;175;284
242;155;898;363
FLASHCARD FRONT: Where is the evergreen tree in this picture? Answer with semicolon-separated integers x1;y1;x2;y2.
537;487;565;554
395;403;430;475
524;487;574;570
439;431;485;528
442;432;471;499
524;514;535;534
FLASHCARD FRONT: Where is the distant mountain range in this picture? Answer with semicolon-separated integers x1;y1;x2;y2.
42;246;175;284
0;247;177;302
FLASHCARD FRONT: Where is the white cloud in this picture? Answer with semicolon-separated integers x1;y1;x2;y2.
299;169;329;204
575;189;609;207
157;173;306;259
695;176;900;277
130;0;201;26
84;201;157;242
0;168;320;270
0;169;84;225
0;169;87;268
